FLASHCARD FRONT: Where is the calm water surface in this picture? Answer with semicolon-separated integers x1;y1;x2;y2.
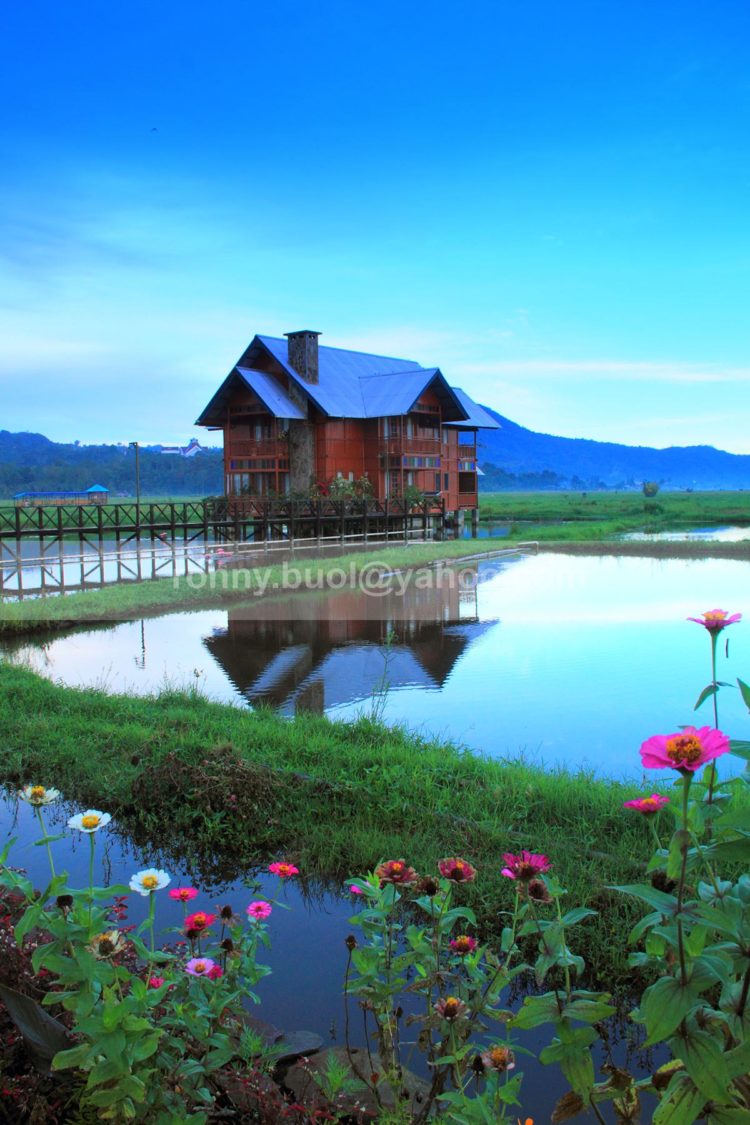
4;553;749;780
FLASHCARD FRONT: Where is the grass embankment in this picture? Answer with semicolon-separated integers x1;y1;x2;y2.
481;488;750;533
0;539;511;635
0;662;658;985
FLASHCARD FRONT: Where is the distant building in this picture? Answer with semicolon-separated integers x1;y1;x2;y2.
155;438;205;457
196;329;499;513
14;484;110;508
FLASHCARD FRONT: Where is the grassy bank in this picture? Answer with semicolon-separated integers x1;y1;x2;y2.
0;662;658;984
0;539;512;635
480;488;750;528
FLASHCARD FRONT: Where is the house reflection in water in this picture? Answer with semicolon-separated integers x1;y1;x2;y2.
202;562;498;715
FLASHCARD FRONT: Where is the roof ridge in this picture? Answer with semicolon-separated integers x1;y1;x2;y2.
257;334;420;368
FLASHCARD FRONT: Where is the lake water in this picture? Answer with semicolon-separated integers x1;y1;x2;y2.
0;794;660;1119
4;552;749;781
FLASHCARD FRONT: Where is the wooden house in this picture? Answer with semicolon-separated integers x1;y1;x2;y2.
195;330;499;514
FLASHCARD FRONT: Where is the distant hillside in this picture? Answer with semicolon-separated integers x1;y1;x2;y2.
0;432;223;498
477;409;750;491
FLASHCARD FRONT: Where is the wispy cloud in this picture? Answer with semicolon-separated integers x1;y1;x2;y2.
457;359;750;384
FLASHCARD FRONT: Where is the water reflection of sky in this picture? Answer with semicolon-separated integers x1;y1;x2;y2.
4;553;750;781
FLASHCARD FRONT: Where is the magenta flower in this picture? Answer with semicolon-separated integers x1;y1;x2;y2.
375;859;418;886
623;794;670;815
185;957;216;977
169;887;199;903
433;995;468;1021
438;857;477;883
640;726;730;773
688;609;742;635
268;862;299;878
449;935;478;956
207;964;224;980
501;851;551;881
350;885;364;895
246;900;273;921
147;975;166;989
184;911;216;933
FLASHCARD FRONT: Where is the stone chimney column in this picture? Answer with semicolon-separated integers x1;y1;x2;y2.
285;330;321;385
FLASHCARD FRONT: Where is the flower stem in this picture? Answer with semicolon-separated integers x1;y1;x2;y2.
35;806;55;880
707;633;719;809
88;833;95;928
148;892;156;959
676;775;691;988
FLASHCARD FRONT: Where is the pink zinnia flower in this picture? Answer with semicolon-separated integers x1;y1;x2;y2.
246;900;273;921
480;1045;516;1073
501;851;551;881
169;887;199;903
433;995;468;1021
449;935;477;956
438;857;477;883
185;957;216;977
623;794;670;815
268;862;299;878
207;964;224;980
687;609;742;635
640;726;730;773
184;911;216;932
147;975;166;989
375;859;418;886
350;885;364;895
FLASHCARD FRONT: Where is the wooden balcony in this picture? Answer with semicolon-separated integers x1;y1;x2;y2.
379;437;442;456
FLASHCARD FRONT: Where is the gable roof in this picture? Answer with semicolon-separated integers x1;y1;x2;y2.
196;333;499;428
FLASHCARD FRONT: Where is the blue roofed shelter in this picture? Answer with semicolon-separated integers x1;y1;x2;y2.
196;330;499;511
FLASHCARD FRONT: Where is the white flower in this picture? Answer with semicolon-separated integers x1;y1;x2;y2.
19;785;61;807
129;868;171;896
67;810;112;833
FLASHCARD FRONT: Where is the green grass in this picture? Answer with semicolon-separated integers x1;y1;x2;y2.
0;661;672;986
479;489;750;528
0;540;512;634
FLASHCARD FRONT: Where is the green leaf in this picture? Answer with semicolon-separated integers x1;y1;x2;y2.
640;977;699;1045
562;997;616;1023
511;992;561;1029
667;829;692;881
652;1073;707;1124
560;907;598;926
694;684;718;711
707;1109;750;1124
610;883;678;913
728;740;750;761
737;678;750;711
0;983;71;1065
677;1028;734;1103
52;1042;93;1071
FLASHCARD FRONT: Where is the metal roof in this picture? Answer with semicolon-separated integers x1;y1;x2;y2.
235;368;306;420
443;388;500;430
197;334;498;428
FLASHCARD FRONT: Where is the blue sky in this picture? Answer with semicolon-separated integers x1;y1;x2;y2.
2;1;750;450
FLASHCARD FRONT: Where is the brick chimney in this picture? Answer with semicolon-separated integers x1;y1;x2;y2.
285;330;321;385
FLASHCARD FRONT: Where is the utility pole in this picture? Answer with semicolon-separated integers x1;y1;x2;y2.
128;441;141;505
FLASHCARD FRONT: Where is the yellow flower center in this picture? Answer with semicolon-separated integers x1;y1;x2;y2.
641;798;658;811
489;1046;512;1071
81;814;101;829
194;960;207;973
443;996;460;1018
392;862;403;872
141;874;159;890
30;786;46;800
665;735;703;766
703;611;727;626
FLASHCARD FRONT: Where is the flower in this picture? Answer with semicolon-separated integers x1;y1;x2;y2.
640;726;730;773
449;935;477;956
19;785;60;807
438;857;477;884
433;995;468;1021
129;869;171;896
480;1045;516;1073
623;794;670;815
415;875;440;897
246;900;273;921
184;910;216;932
168;886;198;903
375;859;418;886
147;976;166;989
268;861;299;878
207;964;224;980
89;930;126;960
501;851;551;881
185;957;217;977
688;609;742;635
350;885;364;895
68;810;111;834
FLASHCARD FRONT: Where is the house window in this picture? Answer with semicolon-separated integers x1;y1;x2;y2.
444;473;450;490
435;473;441;492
